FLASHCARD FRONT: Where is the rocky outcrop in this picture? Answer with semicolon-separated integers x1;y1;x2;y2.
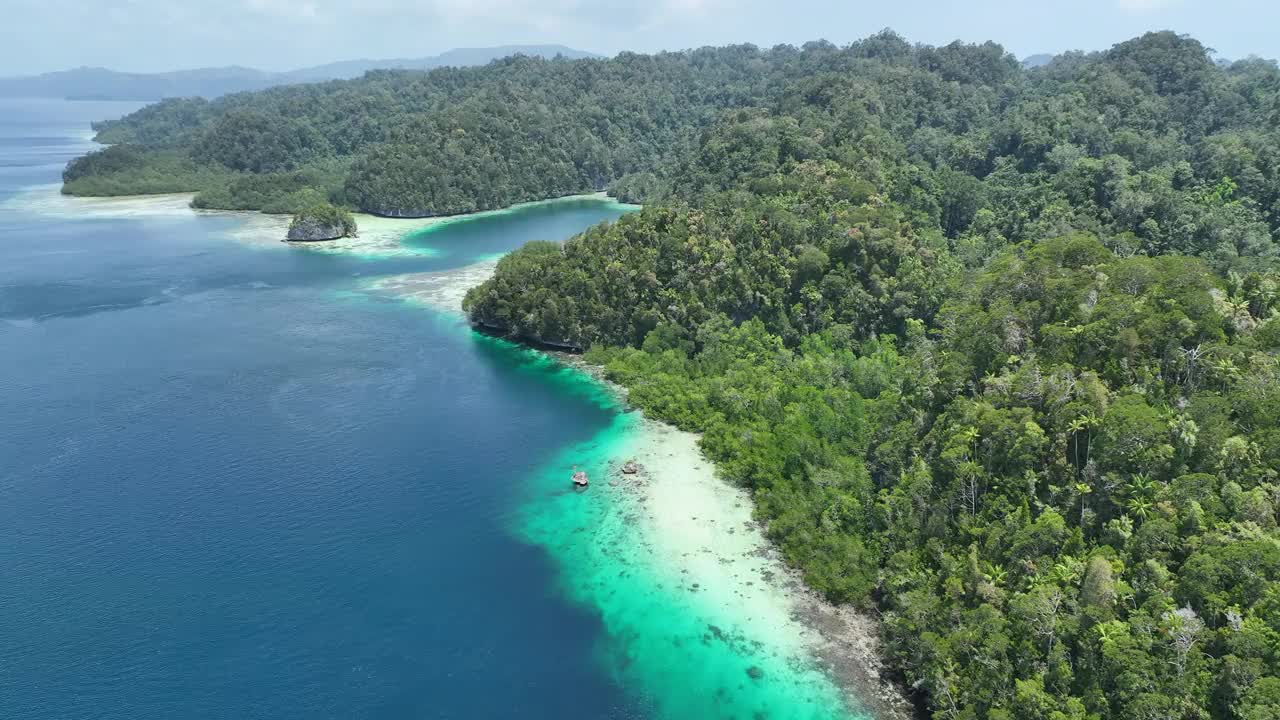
286;218;350;241
285;203;358;242
572;469;589;488
468;320;585;352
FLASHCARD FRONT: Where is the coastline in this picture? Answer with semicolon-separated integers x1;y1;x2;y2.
2;185;624;259
0;184;199;219
376;258;914;720
13;181;912;717
557;354;916;720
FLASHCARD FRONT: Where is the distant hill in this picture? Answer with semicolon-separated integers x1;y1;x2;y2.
278;45;598;84
0;45;599;100
0;66;277;101
1021;53;1054;68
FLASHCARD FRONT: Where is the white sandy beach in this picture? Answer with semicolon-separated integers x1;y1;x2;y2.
615;421;911;718
0;184;449;258
0;183;198;219
2;185;617;259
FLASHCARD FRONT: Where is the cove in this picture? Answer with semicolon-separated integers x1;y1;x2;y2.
0;98;869;720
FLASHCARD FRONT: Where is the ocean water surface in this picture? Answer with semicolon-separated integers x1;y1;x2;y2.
0;99;864;720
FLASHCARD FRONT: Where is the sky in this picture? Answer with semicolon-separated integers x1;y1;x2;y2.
1;0;1276;76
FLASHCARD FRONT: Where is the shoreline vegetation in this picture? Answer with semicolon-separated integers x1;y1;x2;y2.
379;256;913;719
458;35;1280;720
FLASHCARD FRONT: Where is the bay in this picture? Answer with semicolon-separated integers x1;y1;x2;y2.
0;98;639;720
0;98;865;720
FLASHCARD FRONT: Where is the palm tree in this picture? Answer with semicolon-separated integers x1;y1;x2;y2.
1126;495;1153;521
1124;472;1156;499
1210;356;1241;389
984;563;1008;587
1122;473;1156;523
1075;482;1093;525
1246;279;1276;317
1096;623;1119;647
957;426;980;460
1067;412;1099;475
1051;557;1081;584
1225;297;1251;319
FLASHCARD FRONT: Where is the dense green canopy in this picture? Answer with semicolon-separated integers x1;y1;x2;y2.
463;32;1280;720
64;33;1280;243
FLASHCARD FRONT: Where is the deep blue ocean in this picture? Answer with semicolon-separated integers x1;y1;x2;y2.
0;99;644;719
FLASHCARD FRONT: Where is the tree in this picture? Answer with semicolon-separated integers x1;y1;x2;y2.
1081;556;1117;615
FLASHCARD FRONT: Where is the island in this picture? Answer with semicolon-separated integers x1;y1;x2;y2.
285;203;357;242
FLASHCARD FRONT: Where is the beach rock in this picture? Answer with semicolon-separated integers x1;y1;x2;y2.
572;469;589;488
286;218;349;242
621;460;640;475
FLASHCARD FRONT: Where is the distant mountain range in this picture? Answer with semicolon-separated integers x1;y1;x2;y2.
0;45;598;101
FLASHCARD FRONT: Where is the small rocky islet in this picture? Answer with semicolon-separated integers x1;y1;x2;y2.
284;202;359;242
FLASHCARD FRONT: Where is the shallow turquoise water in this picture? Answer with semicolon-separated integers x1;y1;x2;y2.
510;396;860;720
400;196;635;265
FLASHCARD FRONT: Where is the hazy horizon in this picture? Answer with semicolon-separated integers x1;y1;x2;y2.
3;0;1278;77
6;44;598;77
